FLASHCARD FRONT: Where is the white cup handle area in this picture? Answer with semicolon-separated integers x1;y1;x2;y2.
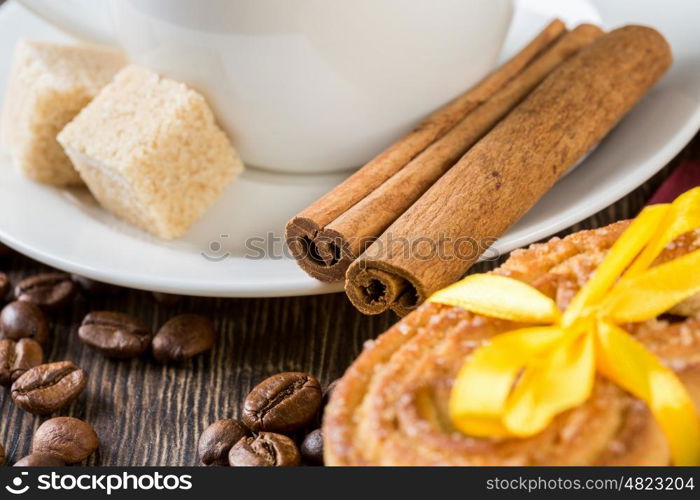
16;0;117;46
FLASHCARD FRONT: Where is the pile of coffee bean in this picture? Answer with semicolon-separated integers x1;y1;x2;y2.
0;268;218;465
199;372;336;467
0;271;218;367
0;273;89;415
13;416;99;466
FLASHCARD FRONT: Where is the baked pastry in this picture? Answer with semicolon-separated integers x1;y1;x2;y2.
324;221;700;465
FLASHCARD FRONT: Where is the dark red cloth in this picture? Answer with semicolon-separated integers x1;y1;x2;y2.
647;161;700;205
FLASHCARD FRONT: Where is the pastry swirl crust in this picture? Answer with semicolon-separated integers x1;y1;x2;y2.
324;222;700;465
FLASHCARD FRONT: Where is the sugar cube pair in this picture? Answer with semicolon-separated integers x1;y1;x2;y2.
1;40;243;239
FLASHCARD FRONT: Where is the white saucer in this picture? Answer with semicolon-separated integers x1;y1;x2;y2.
0;0;698;297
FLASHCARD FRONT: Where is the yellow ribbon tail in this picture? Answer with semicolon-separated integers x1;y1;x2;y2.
604;248;700;322
562;205;668;326
429;274;560;323
449;327;565;437
504;330;595;436
626;186;700;277
596;322;700;466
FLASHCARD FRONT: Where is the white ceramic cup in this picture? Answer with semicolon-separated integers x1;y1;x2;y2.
18;0;514;173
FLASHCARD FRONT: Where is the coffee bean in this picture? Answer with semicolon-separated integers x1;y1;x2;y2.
152;314;217;362
72;275;120;296
11;361;87;414
228;432;300;467
301;428;324;465
14;453;66;467
0;442;4;466
0;272;9;299
152;292;183;307
198;419;249;466
0;338;44;386
242;372;322;433
32;417;99;464
15;273;77;310
0;301;49;345
79;311;151;358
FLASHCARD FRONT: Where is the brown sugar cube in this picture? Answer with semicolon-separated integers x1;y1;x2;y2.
58;65;244;240
1;39;126;185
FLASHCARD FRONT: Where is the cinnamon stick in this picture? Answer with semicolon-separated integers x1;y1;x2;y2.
286;20;566;281
308;24;603;281
345;25;672;315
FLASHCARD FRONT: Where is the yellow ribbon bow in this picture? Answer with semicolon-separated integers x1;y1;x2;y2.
429;187;700;465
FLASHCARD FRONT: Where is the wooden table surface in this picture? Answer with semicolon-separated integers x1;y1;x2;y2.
0;0;698;464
